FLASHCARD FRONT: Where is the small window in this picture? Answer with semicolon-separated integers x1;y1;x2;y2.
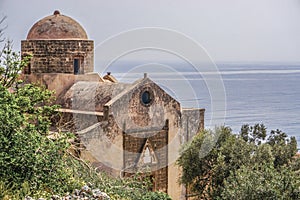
141;91;152;105
74;59;80;74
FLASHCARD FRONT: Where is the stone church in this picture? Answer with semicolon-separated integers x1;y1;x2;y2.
21;11;205;200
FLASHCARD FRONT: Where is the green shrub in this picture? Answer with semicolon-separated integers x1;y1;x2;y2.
141;191;172;200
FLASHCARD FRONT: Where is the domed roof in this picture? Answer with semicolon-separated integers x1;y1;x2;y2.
26;10;88;40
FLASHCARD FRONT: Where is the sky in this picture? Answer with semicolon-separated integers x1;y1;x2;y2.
1;0;300;63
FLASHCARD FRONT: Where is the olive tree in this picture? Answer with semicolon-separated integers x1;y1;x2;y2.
177;125;300;199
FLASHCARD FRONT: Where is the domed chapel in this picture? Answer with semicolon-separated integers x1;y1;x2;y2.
21;11;205;200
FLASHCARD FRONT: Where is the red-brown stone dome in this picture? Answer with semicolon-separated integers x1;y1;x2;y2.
26;10;88;40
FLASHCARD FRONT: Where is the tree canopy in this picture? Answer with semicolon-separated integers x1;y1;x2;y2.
177;125;300;199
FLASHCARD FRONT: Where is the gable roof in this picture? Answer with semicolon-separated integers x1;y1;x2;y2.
58;81;131;112
104;77;144;107
58;76;181;116
105;77;178;108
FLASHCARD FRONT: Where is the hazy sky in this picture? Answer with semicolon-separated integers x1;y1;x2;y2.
1;0;300;63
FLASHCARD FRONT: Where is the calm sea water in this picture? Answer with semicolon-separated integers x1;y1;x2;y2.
212;63;300;144
98;62;300;147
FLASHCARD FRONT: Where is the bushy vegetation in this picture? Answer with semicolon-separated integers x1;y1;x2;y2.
177;125;300;199
0;39;171;199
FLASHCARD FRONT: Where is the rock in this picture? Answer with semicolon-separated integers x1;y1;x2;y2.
81;185;91;193
64;195;72;200
92;188;101;197
80;191;87;197
93;191;110;200
74;189;80;196
28;186;110;200
51;195;60;200
100;192;110;200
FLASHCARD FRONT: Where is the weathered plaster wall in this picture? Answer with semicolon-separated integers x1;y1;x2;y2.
73;116;124;177
22;73;103;98
59;81;130;112
181;108;205;142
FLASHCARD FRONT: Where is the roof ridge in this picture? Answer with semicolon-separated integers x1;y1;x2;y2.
104;77;147;107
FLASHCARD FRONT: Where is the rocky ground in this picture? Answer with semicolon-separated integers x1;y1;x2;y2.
25;185;110;200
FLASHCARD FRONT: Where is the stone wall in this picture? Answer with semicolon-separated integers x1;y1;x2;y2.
123;122;168;192
21;40;94;74
106;78;181;133
181;108;205;142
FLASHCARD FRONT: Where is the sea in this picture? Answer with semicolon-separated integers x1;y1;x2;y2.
96;61;300;148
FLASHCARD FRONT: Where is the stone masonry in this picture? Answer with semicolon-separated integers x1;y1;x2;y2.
21;40;93;74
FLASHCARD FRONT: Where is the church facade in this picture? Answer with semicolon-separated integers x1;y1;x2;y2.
21;11;205;200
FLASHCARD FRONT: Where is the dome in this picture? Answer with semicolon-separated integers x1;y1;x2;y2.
26;10;88;40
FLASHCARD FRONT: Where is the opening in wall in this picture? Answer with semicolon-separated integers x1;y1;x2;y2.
74;56;84;74
74;58;80;74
